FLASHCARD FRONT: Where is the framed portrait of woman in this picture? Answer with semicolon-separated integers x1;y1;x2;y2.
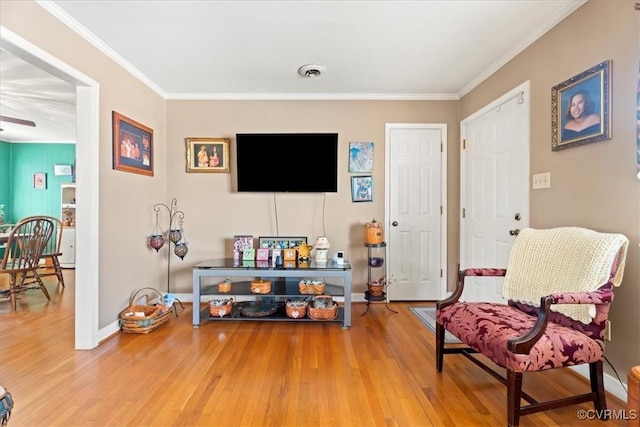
551;60;611;151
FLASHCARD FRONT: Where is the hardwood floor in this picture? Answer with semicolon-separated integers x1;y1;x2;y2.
0;270;627;426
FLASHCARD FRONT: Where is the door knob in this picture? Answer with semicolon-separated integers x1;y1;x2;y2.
392;221;398;226
514;213;521;221
509;229;520;236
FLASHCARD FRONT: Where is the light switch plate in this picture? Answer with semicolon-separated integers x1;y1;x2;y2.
532;172;551;189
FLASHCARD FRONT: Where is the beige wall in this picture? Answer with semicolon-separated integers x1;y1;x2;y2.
1;0;637;382
0;1;168;327
165;100;459;293
460;1;639;379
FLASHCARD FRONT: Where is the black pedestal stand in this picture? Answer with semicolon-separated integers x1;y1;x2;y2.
361;242;398;316
361;289;398;316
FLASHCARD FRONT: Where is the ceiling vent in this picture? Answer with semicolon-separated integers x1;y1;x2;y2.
298;64;326;78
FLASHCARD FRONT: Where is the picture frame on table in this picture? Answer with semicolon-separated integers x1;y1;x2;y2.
112;111;154;176
351;176;373;202
185;137;230;173
256;248;270;261
258;236;307;251
551;60;611;151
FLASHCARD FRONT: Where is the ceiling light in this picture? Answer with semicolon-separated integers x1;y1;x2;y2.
298;64;326;78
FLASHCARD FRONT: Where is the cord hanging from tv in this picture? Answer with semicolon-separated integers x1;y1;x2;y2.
235;133;338;192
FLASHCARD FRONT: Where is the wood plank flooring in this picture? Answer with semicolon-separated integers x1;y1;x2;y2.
0;270;627;426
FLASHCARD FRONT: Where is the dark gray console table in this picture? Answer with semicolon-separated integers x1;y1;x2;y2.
192;258;352;328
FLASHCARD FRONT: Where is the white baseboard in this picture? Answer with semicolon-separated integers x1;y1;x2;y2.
98;320;121;343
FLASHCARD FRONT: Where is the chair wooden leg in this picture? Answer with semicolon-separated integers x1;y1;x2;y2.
507;369;523;427
8;273;18;311
436;321;445;372
52;257;65;287
590;361;607;416
31;271;51;301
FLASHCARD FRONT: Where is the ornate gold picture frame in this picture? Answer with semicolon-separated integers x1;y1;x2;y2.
185;137;230;173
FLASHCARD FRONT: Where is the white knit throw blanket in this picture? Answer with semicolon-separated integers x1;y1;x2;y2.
502;227;629;324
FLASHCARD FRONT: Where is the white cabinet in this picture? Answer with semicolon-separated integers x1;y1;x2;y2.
60;183;76;268
59;227;75;268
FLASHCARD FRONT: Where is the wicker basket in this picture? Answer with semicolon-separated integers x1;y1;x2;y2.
120;287;172;334
285;300;308;319
209;298;234;317
298;280;325;295
250;279;271;294
308;296;338;321
367;281;385;297
218;279;232;293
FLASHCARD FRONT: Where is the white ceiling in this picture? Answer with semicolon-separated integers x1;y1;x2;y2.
0;0;585;143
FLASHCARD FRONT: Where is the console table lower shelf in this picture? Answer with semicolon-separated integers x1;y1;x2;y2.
201;300;344;323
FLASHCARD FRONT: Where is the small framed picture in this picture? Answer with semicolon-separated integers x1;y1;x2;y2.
351;176;373;202
54;164;72;176
283;248;297;261
349;142;374;173
271;249;282;267
112;111;153;176
256;248;270;261
186;137;230;173
258;236;307;250
551;60;611;151
242;248;255;261
33;172;47;189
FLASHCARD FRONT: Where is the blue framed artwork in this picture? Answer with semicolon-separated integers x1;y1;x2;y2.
351;176;373;202
349;142;374;173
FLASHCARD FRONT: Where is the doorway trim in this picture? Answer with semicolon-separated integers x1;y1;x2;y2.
1;26;100;349
384;123;447;299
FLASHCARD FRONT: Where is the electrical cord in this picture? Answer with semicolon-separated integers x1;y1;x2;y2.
321;192;327;237
605;355;628;394
273;193;280;236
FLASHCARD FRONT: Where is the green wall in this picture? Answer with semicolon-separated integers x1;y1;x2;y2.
1;142;75;223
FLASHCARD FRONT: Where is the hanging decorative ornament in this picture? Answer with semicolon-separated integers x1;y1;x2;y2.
148;211;165;252
169;229;182;243
149;234;165;252
174;242;188;260
173;220;188;260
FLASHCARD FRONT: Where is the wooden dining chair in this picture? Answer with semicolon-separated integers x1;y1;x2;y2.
0;217;54;310
21;215;65;287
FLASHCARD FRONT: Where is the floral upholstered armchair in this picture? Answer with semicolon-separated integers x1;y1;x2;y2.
435;227;629;427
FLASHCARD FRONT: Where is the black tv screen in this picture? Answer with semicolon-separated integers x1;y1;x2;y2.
236;133;338;192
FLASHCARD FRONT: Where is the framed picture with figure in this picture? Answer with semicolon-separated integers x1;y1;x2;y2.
551;60;611;151
186;137;230;173
351;176;373;202
112;111;154;176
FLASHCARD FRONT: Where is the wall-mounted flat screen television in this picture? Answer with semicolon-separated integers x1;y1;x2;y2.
236;133;338;192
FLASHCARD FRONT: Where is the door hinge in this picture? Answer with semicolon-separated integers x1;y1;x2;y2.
462;208;466;218
440;141;443;152
462;139;466;149
440;206;443;215
440;269;443;278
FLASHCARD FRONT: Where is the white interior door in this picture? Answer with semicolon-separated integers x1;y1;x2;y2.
385;124;446;300
460;82;530;303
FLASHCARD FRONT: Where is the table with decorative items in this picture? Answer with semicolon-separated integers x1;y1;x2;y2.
192;258;353;328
